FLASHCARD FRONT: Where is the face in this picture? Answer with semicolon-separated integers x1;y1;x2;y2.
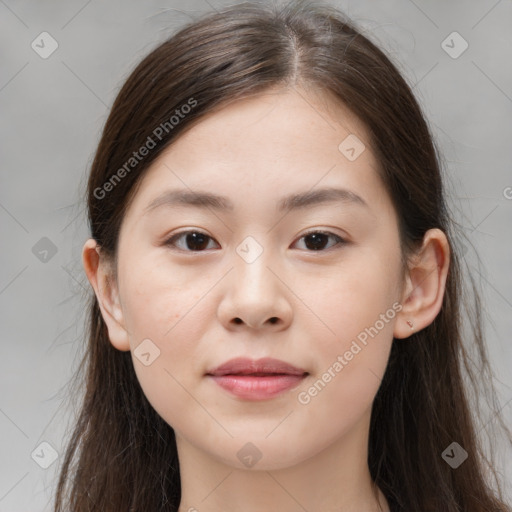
109;87;406;470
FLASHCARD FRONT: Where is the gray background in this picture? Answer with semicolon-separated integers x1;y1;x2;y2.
1;0;511;510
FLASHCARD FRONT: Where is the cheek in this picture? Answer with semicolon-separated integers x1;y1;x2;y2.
122;273;208;433
118;254;218;424
296;245;400;415
120;249;206;345
305;245;401;348
293;284;396;456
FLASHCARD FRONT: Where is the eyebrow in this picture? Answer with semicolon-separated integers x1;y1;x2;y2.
142;186;368;215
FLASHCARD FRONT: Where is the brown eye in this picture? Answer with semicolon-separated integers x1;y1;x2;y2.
164;231;218;252
293;231;345;251
164;229;346;253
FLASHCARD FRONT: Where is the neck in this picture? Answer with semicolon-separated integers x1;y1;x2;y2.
176;409;390;512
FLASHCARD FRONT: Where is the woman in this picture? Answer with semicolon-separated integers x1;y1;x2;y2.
54;1;512;510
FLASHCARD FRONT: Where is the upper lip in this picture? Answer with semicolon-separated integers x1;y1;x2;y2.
206;357;307;377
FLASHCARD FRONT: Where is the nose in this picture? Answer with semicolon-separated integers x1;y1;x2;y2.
217;248;293;331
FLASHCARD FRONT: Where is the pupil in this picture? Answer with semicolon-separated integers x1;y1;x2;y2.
184;232;329;251
306;233;327;250
187;232;209;250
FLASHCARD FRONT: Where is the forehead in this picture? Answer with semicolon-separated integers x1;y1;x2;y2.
171;87;370;161
123;87;385;220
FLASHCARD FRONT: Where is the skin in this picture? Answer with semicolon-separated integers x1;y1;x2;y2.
83;86;450;512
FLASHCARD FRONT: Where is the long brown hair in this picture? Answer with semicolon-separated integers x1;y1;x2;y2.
54;1;512;510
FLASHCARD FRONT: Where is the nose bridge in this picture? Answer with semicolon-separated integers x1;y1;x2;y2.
232;234;276;293
217;233;292;330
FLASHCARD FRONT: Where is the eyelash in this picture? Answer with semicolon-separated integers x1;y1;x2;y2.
163;229;347;253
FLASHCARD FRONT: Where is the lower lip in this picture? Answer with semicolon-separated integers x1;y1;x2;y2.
208;374;307;400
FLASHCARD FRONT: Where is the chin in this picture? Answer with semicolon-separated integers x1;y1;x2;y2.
207;436;314;472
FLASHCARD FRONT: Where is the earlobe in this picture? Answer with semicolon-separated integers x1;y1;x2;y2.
393;228;450;339
82;238;131;351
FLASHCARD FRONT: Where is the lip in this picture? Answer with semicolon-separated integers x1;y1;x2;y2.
207;357;307;377
206;357;308;401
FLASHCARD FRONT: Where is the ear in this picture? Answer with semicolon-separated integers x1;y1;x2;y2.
82;238;130;351
394;228;450;339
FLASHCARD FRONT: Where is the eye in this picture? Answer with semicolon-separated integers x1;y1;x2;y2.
164;230;219;252
292;230;346;251
163;229;346;253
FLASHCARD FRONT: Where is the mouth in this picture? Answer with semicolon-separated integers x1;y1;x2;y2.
206;357;309;401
